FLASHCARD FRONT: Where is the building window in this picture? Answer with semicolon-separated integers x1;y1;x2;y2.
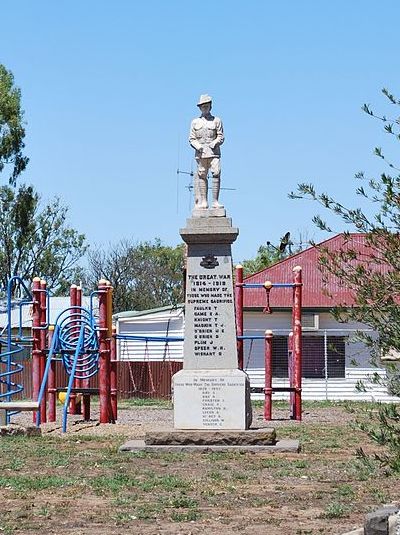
272;335;345;379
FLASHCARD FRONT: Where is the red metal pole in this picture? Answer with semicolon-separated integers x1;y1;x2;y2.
110;327;118;422
106;282;114;423
288;331;294;419
293;266;303;421
69;284;78;415
32;277;41;423
39;280;47;423
75;285;83;415
98;279;111;424
47;325;56;422
235;265;244;370
264;330;273;421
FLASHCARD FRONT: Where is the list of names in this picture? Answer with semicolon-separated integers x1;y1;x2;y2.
186;273;233;360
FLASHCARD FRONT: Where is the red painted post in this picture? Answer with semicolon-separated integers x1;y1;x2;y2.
235;265;244;370
39;280;47;423
31;277;41;423
292;266;303;421
75;285;83;415
106;282;114;423
288;331;294;419
47;325;56;422
69;284;78;415
98;279;111;424
110;327;118;422
264;330;273;420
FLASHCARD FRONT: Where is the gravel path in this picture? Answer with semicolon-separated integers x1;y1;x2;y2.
9;402;353;437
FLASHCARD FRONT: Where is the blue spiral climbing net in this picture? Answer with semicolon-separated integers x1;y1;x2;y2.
37;305;100;431
57;307;100;380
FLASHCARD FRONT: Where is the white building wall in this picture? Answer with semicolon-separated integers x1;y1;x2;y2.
244;311;399;402
116;308;184;362
247;369;399;403
113;308;399;402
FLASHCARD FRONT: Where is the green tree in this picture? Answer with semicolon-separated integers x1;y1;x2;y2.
85;239;184;312
290;88;400;471
0;64;29;186
241;243;284;276
240;232;302;276
0;184;87;294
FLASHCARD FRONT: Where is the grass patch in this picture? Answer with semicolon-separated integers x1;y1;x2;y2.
336;483;355;498
140;474;191;492
168;495;198;508
170;510;201;522
322;501;351;518
90;473;138;494
118;397;172;409
134;502;164;520
112;512;139;524
0;522;14;535
112;495;138;506
369;487;390;504
0;475;77;492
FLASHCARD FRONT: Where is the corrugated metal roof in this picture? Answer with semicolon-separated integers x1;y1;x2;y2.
243;233;384;309
113;303;184;320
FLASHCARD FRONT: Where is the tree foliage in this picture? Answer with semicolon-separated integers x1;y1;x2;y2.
241;243;287;277
289;90;400;359
85;239;184;313
240;233;302;276
0;184;87;294
290;88;400;470
0;64;29;186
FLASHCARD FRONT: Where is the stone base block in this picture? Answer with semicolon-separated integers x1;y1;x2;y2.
173;369;252;430
192;207;226;218
119;439;300;454
145;428;276;446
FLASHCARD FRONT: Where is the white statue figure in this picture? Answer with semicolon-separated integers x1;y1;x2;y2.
189;94;224;210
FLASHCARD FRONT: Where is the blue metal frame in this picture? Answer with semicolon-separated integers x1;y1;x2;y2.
115;334;184;343
0;277;36;424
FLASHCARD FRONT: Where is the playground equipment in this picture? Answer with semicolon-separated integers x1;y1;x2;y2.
116;330;184;397
35;278;115;432
235;265;303;421
0;277;116;432
0;276;38;424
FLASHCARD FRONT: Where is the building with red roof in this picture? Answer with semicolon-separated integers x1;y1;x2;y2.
241;233;398;402
113;233;398;402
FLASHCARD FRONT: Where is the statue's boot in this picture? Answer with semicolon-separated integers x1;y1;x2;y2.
198;176;208;209
212;175;224;208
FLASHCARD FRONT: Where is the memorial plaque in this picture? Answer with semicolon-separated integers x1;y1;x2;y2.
173;369;252;429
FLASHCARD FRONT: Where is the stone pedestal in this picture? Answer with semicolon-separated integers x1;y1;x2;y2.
173;216;252;430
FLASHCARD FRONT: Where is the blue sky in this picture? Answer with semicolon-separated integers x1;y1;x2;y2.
1;1;399;263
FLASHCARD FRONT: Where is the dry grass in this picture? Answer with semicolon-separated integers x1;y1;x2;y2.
0;402;399;534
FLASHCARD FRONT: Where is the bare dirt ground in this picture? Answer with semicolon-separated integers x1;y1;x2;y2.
2;402;399;535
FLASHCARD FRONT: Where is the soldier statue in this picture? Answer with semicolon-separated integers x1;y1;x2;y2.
189;94;224;210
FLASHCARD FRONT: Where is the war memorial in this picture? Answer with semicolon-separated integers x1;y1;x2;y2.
121;95;298;453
